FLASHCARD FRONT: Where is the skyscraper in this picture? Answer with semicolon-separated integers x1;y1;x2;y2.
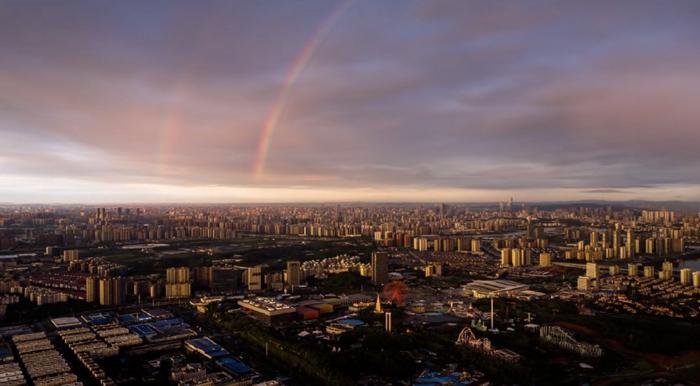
286;261;301;288
511;248;523;267
99;278;112;306
193;266;213;289
371;252;388;285
626;228;635;259
500;248;511;267
112;277;125;305
85;276;98;303
471;239;481;253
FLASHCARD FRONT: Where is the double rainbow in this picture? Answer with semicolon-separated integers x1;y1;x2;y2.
252;1;352;177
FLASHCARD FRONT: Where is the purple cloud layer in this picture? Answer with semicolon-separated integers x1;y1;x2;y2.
1;0;699;201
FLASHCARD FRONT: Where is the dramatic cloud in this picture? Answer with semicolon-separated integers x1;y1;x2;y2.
1;0;699;202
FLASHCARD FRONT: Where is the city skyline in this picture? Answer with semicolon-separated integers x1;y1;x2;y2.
2;1;700;203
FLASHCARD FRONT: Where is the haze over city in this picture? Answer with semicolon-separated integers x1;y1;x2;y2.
2;0;700;203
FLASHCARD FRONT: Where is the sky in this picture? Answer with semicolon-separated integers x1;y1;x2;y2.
1;0;700;203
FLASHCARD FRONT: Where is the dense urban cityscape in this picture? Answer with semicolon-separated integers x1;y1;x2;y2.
3;0;700;385
1;203;699;385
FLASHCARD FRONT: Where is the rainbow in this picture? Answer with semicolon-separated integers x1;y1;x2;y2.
252;0;352;177
154;6;225;176
155;89;187;176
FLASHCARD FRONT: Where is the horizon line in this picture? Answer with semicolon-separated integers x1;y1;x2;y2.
1;199;699;206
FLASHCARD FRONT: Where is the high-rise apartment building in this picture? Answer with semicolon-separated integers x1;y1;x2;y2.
112;277;125;305
590;231;598;248
585;262;599;279
99;278;112;306
85;276;98;302
612;224;621;258
371;252;388;285
627;263;638;277
286;261;301;288
662;261;673;273
167;267;190;283
626;229;634;259
500;248;511;267
577;276;593;291
62;249;80;263
511;248;523;267
680;268;692;285
247;266;262;291
608;265;620;276
165;267;191;299
193;266;213;289
471;239;481;253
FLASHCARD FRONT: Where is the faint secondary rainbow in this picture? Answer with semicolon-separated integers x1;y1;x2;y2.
252;0;352;177
154;7;227;177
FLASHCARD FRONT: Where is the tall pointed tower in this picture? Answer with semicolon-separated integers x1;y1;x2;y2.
374;293;384;313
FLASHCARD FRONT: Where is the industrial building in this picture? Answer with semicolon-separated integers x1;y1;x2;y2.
185;337;229;360
461;280;529;298
237;297;296;324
